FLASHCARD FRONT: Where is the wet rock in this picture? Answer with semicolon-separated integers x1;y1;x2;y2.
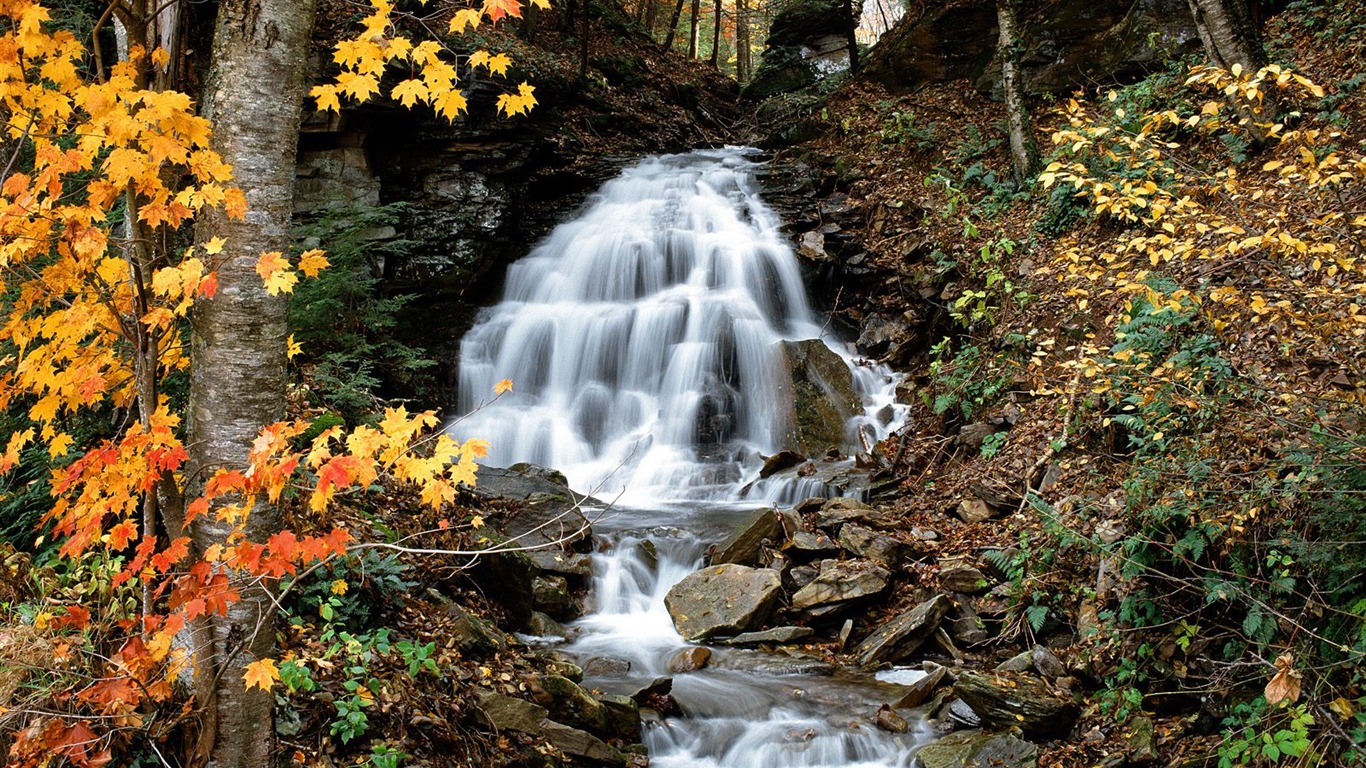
446;603;511;656
893;664;948;709
791;559;891;610
778;339;862;454
953;670;1080;739
954;498;993;525
540;720;626;765
856;594;953;665
914;729;1039;768
629;677;679;717
595;694;642;743
664;564;783;640
542;654;583;682
760;450;807;478
668;647;713;673
723;626;815;645
857;312;923;364
948;600;989;647
945;698;981;728
839;524;908;567
474;690;548;734
813;497;888;529
875;703;910;733
477;465;595;575
997;650;1034;673
583;656;633;677
712;508;784;566
533;575;577;619
940;563;990;594
536;675;609;734
788;530;840;557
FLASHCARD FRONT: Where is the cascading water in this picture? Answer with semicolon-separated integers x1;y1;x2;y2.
452;148;904;505
450;149;930;767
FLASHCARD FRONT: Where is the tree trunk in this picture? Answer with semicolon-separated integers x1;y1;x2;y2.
709;0;722;66
687;0;701;57
187;0;317;765
663;0;686;50
997;0;1039;185
644;0;659;39
736;0;751;81
1186;0;1266;72
579;0;591;79
844;0;858;72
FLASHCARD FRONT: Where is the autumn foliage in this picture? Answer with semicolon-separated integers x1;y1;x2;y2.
0;0;523;763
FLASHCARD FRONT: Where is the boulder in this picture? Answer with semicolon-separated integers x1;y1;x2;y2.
777;339;862;454
1128;715;1159;765
1031;646;1068;680
533;575;577;619
940;564;990;594
525;611;570;640
813;497;889;529
712;509;783;566
474;690;548;734
791;559;891;610
839;524;908;567
856;594;952;665
583;656;633;677
446;603;511;656
477;465;595;575
742;0;852;101
914;729;1038;768
948;600;989;647
863;0;1198;97
953;671;1080;739
954;498;993;525
760;450;807;478
722;626;815;645
788;530;840;557
875;703;910;733
535;674;609;734
664;564;783;641
595;694;643;743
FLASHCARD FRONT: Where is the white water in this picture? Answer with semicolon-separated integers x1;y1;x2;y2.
450;148;904;506
450;149;927;767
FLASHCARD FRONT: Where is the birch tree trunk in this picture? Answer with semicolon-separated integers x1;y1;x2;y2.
688;0;702;57
1186;0;1266;72
997;0;1039;185
187;0;317;765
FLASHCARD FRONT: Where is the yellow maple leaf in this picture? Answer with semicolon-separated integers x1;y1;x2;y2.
330;579;349;595
468;50;491;70
297;249;329;277
391;78;429;109
255;252;298;295
529;0;551;8
311;84;342;113
151;47;171;69
286;334;302;360
494;378;513;394
485;53;511;76
434;89;468;121
449;7;482;33
243;658;280;692
496;83;536;117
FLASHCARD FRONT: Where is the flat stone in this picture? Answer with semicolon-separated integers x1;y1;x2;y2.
474;690;548;734
712;509;783;566
996;650;1034;673
954;670;1080;739
915;729;1038;768
839;524;908;567
940;564;990;594
946;698;981;728
760;450;807;478
1032;645;1068;680
791;559;890;609
533;575;577;619
536;674;609;734
723;626;815;645
525;611;570;640
595;694;642;743
856;594;952;665
813;497;888;529
665;565;783;641
788;530;840;557
540;720;625;765
892;664;947;709
583;656;632;677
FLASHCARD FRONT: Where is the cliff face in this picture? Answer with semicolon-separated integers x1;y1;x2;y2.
862;0;1202;94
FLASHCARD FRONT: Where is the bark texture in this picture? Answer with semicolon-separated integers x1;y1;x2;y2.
688;0;702;57
997;0;1039;185
187;0;317;765
1186;0;1266;72
736;0;752;82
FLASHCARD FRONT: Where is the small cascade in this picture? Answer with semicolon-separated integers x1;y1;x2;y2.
450;148;905;505
449;149;927;768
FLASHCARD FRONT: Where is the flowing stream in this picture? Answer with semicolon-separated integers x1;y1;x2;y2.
450;149;930;767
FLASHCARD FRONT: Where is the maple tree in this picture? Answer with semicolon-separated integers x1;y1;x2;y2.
0;0;524;764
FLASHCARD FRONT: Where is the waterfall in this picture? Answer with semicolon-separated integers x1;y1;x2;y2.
450;148;904;505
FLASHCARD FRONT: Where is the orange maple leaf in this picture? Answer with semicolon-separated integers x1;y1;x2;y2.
243;658;280;692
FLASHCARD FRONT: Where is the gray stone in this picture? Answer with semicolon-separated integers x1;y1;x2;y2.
583;656;632;677
477;465;596;575
948;600;989;647
542;655;583;682
953;671;1080;739
813;497;889;529
723;626;815;645
540;720;626;765
474;690;548;734
1128;715;1158;765
446;603;511;656
789;563;819;590
791;559;891;609
915;729;1038;768
996;650;1034;673
761;450;807;478
533;575;576;619
839;524;908;567
856;594;953;665
945;698;981;728
1031;645;1068;680
664;564;784;641
595;694;642;743
712;509;783;566
778;339;863;454
525;611;570;640
788;530;840;557
956;422;997;451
